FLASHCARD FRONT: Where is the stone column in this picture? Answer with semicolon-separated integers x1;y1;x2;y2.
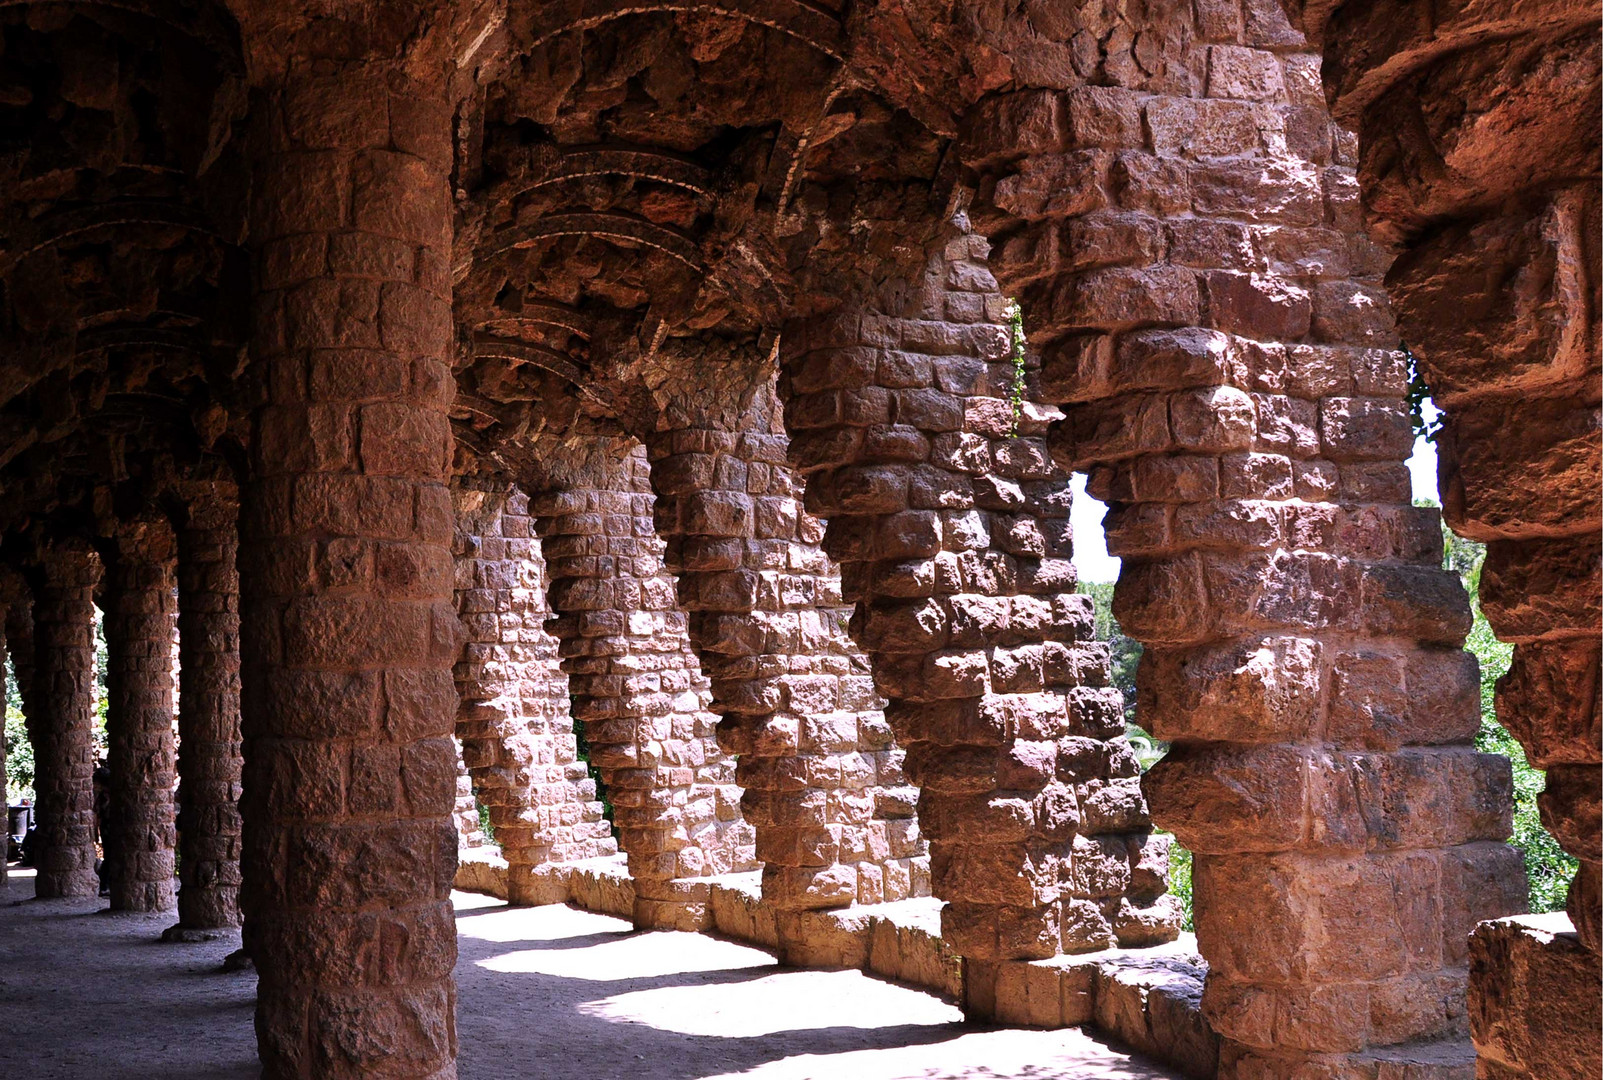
782;242;1175;1005
101;515;179;913
27;538;101;899
531;443;759;930
171;492;244;931
452;480;617;904
959;7;1528;1065
239;62;460;1078
1317;6;1601;1075
640;350;934;961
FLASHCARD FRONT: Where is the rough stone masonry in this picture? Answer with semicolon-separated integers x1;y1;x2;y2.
0;1;1592;1078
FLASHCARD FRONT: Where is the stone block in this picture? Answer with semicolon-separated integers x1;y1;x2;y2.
1470;913;1602;1080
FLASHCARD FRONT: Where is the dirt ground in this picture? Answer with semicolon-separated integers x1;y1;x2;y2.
1;865;1177;1079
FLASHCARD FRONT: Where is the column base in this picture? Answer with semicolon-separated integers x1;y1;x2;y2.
35;867;98;900
635;878;713;932
1219;1039;1477;1080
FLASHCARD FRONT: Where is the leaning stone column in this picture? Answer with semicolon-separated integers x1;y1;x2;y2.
101;514;179;913
1316;6;1602;1075
170;489;244;931
27;538;102;899
239;60;461;1078
532;442;762;930
783;241;1175;1006
641;348;931;960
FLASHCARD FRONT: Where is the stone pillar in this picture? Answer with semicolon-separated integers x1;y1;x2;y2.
239;62;460;1078
959;7;1528;1066
101;515;179;913
531;442;759;930
782;243;1175;1005
452;480;617;904
1317;5;1601;1075
172;493;243;930
27;538;101;899
640;352;933;960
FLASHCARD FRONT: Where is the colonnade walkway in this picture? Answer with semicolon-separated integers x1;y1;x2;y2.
0;866;1178;1080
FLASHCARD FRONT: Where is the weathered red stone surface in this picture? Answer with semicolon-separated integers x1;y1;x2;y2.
27;539;102;901
639;358;933;954
453;479;619;901
0;0;1584;1074
1470;913;1602;1080
782;240;1181;1006
955;4;1529;1070
100;512;179;914
1313;0;1601;1073
171;484;245;931
529;444;768;927
235;39;467;1078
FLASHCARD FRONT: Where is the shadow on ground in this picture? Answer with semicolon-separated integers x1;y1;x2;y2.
0;867;1175;1080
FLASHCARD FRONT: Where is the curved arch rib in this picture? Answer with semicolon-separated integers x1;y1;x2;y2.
477;211;703;269
0;201;219;277
472;335;587;385
510;146;714;200
479;300;595;341
527;0;844;60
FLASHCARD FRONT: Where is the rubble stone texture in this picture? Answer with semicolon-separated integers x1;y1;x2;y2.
530;442;765;928
0;0;1586;1075
639;359;934;956
100;513;179;914
172;487;245;929
1312;1;1603;1074
27;539;102;900
453;479;618;900
1468;914;1602;1080
234;43;465;1080
782;241;1178;1005
958;3;1528;1072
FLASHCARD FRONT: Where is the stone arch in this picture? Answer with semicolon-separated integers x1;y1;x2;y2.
452;478;618;904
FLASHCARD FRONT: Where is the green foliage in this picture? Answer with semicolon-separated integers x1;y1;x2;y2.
1420;504;1577;913
1166;839;1194;933
1077;580;1188;918
1005;301;1027;435
476;799;496;842
5;656;31;802
92;605;108;761
1078;581;1142;721
5;706;31;802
